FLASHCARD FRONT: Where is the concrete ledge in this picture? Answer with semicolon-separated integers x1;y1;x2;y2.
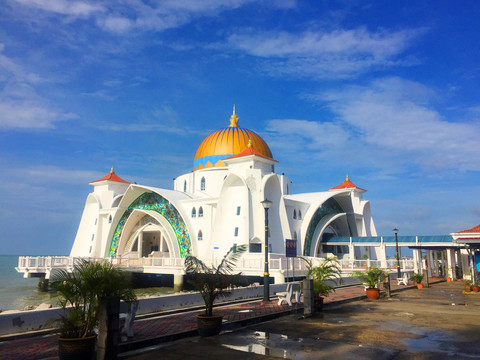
0;284;287;337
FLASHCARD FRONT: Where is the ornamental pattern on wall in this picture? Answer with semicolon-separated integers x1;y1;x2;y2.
109;192;191;257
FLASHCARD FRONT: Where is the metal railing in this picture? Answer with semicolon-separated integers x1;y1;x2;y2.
17;255;416;276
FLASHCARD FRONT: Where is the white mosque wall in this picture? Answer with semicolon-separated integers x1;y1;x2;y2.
70;193;100;257
69;158;378;268
208;173;250;260
263;174;290;254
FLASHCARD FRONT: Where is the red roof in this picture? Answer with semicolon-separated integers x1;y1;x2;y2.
329;175;366;191
457;224;480;234
90;168;130;184
223;140;277;162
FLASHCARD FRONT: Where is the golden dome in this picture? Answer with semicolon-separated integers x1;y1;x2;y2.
193;107;273;171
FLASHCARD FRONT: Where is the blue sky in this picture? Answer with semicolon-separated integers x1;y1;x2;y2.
1;1;479;255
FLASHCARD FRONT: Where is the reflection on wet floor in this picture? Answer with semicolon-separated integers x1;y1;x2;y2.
401;330;454;353
219;330;307;359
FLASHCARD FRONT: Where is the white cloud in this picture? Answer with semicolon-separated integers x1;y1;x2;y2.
13;0;259;34
226;27;423;78
14;0;105;17
0;45;78;129
0;101;77;129
93;105;206;136
320;77;480;171
266;78;480;173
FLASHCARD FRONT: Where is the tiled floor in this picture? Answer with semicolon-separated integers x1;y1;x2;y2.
0;278;434;360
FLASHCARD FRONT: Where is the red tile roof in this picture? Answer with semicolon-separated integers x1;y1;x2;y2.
329;175;366;191
457;224;480;234
223;139;277;162
90;168;130;184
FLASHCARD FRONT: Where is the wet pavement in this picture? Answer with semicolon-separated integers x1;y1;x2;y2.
122;281;480;359
2;279;479;359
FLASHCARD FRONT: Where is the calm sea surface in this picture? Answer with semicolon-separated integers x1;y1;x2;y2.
0;255;176;311
0;255;56;311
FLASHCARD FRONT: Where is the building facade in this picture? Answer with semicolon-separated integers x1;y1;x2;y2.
70;109;377;270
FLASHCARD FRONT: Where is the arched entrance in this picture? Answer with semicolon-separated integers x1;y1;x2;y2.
117;213;176;258
109;192;192;257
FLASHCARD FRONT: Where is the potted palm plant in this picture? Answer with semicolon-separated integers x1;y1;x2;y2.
302;257;342;311
351;267;387;300
184;245;247;337
410;273;424;289
50;260;136;360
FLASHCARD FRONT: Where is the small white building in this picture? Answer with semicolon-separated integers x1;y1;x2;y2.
70;108;377;278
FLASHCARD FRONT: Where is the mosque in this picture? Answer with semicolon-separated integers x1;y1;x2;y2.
16;108;480;286
67;108;376;282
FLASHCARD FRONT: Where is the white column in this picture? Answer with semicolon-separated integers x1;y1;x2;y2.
413;249;419;274
349;243;355;269
138;233;143;258
446;249;453;279
378;244;387;268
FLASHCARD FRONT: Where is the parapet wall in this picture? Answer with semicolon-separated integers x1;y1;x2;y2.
0;283;287;336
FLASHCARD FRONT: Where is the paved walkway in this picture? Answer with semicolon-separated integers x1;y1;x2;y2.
0;279;439;360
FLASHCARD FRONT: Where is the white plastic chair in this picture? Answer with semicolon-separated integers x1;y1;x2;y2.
397;273;409;286
277;282;302;306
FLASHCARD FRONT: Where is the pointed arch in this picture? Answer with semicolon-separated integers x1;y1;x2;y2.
109;192;192;257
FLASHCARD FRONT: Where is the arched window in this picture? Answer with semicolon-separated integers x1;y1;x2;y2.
198;207;204;217
293;231;297;240
184;180;187;192
108;215;112;223
293;209;297;219
201;177;205;191
298;210;302;220
198;230;203;241
192;207;196;218
286;184;289;194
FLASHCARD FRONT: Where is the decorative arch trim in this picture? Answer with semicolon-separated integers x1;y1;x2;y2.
303;198;346;256
109;192;192;257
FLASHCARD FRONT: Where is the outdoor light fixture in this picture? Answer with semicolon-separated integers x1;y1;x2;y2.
261;198;272;302
393;228;401;278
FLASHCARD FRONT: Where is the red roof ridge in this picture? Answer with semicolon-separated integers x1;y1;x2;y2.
329;175;366;192
90;167;131;184
457;224;480;234
223;139;277;162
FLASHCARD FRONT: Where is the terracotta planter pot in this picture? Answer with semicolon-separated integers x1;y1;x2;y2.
465;285;472;292
416;283;423;289
446;277;452;282
196;314;223;337
58;335;97;360
473;285;480;292
365;288;380;300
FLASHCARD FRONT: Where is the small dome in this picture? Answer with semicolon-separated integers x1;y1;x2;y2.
193;107;273;171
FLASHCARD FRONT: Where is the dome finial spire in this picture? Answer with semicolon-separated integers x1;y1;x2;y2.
110;167;115;174
229;105;239;127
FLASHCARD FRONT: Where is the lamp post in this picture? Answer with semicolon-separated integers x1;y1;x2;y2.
261;198;272;302
393;228;401;278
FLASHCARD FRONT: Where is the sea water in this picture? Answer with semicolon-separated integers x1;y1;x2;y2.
0;255;176;311
0;255;56;311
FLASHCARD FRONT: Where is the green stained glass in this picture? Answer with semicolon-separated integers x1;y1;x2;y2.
109;192;191;258
303;198;346;256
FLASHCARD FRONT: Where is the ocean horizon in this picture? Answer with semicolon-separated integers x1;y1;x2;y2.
0;255;59;311
0;254;176;312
